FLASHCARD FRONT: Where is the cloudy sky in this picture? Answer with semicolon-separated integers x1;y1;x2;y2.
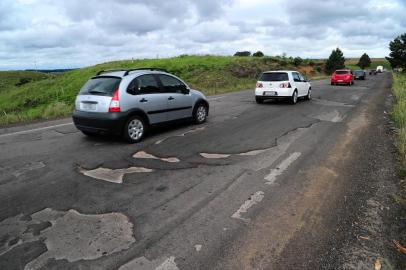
0;0;405;70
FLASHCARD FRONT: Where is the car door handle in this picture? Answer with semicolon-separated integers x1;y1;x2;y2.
168;96;175;100
139;98;148;103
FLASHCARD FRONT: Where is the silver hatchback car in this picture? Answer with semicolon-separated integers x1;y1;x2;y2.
72;68;209;143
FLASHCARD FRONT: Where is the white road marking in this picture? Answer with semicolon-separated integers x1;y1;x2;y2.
0;208;135;270
231;191;265;222
133;151;180;163
265;152;302;185
195;245;202;252
80;167;154;184
0;122;73;138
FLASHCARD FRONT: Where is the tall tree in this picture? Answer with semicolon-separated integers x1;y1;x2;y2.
386;33;406;70
324;48;346;74
357;53;371;69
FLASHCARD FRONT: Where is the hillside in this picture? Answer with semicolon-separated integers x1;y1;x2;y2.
0;55;325;126
0;71;52;93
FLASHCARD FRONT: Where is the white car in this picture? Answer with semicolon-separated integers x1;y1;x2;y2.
376;66;383;73
255;70;312;104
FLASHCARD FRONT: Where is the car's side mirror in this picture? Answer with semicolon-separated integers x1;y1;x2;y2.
179;85;190;94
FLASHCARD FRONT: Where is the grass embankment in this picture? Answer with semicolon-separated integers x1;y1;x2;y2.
391;73;406;243
0;71;52;93
0;55;325;126
345;58;391;71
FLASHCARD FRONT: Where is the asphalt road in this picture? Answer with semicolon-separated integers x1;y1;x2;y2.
0;73;396;270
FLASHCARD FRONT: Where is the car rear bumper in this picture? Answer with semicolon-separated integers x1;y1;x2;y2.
331;79;352;84
72;110;127;134
255;88;293;98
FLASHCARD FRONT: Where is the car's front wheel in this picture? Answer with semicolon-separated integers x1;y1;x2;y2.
123;115;146;143
193;103;208;124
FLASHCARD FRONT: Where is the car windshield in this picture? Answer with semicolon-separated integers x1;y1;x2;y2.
335;71;350;74
259;72;289;81
79;77;121;96
354;71;364;75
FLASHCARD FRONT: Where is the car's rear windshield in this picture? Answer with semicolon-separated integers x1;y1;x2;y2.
259;72;289;81
354;70;364;75
335;70;350;74
79;77;121;96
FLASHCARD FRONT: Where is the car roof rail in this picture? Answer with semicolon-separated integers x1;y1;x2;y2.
96;69;129;76
123;68;169;76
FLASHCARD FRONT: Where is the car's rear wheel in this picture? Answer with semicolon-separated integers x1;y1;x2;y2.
123;115;146;143
255;97;264;104
193;103;208;124
290;90;298;105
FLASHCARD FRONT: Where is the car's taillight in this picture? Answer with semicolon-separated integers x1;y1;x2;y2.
109;88;120;113
256;83;263;88
279;82;291;88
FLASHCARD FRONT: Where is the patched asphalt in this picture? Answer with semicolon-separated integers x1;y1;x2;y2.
0;73;402;270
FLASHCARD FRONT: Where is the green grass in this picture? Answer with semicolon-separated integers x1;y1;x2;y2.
0;71;52;93
0;55;326;127
392;73;406;165
345;58;391;71
391;72;406;254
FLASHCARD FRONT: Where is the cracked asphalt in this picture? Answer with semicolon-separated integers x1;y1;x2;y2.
0;73;400;269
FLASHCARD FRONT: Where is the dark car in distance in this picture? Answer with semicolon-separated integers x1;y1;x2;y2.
354;70;366;80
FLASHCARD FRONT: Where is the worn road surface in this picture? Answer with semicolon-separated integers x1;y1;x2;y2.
0;73;401;269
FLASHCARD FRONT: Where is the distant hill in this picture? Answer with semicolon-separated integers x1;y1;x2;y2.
25;69;78;74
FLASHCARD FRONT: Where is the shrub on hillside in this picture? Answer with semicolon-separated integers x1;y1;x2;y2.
387;33;406;71
234;51;251;57
324;48;345;74
357;53;371;69
253;51;265;57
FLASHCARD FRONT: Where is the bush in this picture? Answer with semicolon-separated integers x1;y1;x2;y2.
293;57;303;66
357;53;371;69
234;51;251;57
325;48;345;74
387;33;406;70
253;51;264;57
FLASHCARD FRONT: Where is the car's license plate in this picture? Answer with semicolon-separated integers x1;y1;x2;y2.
338;80;343;82
81;103;97;111
264;91;277;96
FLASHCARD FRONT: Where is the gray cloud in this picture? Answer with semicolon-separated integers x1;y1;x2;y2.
0;0;404;70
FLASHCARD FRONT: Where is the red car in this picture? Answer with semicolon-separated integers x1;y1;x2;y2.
331;70;354;86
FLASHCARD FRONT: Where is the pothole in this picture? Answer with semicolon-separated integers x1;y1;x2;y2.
133;151;180;163
155;127;205;145
311;110;345;123
0;208;135;270
118;256;179;270
200;153;231;159
12;162;46;178
80;166;154;184
312;98;355;107
200;149;267;159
